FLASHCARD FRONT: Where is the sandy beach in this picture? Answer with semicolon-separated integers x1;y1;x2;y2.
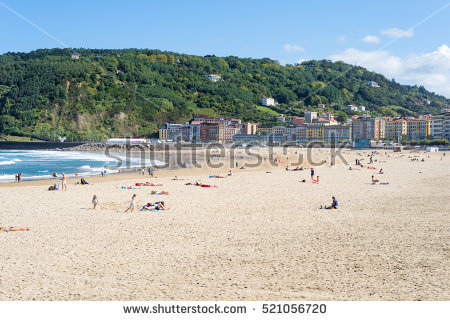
0;148;449;300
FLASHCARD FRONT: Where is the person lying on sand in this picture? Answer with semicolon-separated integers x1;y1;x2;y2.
1;227;30;232
141;201;170;211
172;176;185;181
320;196;338;209
211;175;225;178
121;186;138;189
135;182;162;186
185;182;217;188
150;190;169;195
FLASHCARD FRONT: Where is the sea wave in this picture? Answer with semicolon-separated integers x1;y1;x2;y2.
0;160;16;165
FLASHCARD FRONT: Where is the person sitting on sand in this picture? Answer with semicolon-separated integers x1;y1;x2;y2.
150;190;169;195
372;175;389;185
379;169;384;174
92;195;98;209
125;194;137;213
227;170;233;176
1;226;30;232
81;178;89;185
312;176;320;184
320;196;338;209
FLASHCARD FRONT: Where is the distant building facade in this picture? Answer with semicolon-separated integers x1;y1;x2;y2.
262;97;276;106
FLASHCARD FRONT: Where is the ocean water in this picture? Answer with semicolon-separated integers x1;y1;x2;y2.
0;150;165;182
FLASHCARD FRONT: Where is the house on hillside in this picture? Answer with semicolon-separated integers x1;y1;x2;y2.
205;74;221;82
71;52;80;59
366;81;379;88
262;97;276;107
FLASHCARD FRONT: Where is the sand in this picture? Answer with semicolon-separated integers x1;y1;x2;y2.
0;148;449;300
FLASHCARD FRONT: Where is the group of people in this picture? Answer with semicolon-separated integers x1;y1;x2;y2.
14;173;22;182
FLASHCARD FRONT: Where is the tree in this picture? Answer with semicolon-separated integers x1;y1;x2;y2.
336;112;348;123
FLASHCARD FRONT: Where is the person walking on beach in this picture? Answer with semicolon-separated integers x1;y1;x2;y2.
148;167;153;177
125;194;137;213
61;173;68;191
15;173;18;183
310;168;315;182
92;195;98;209
18;173;22;183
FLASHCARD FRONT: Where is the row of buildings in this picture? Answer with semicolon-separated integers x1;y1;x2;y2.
352;114;450;141
159;113;450;144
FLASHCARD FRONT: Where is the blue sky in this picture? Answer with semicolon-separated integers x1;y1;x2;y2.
1;0;449;96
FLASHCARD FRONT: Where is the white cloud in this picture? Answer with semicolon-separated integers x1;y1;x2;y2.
328;44;450;97
381;28;414;38
283;44;305;53
337;35;346;44
362;35;381;44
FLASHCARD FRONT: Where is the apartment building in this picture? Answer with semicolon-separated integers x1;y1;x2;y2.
352;117;385;140
407;118;431;141
324;125;352;143
306;124;324;141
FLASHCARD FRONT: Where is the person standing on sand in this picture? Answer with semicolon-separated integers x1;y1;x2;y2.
310;168;315;182
125;194;137;213
92;195;98;209
61;173;68;191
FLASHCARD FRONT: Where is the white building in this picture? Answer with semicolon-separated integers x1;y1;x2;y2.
347;105;358;112
262;97;276;107
366;81;379;87
106;138;147;144
358;106;366;111
205;74;221;82
71;52;80;59
304;111;317;123
430;116;443;139
276;115;286;123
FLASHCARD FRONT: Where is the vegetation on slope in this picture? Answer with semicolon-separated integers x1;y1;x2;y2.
0;48;448;141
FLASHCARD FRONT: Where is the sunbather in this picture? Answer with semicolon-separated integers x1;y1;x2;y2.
1;226;30;232
150;190;169;195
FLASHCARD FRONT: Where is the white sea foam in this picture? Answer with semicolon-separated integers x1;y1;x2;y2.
0;160;16;165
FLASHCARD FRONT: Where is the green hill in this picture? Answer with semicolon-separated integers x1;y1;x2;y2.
0;48;448;141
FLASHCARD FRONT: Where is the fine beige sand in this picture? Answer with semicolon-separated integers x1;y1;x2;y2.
0;148;449;300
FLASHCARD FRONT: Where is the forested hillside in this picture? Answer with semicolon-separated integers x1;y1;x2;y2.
0;48;448;141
